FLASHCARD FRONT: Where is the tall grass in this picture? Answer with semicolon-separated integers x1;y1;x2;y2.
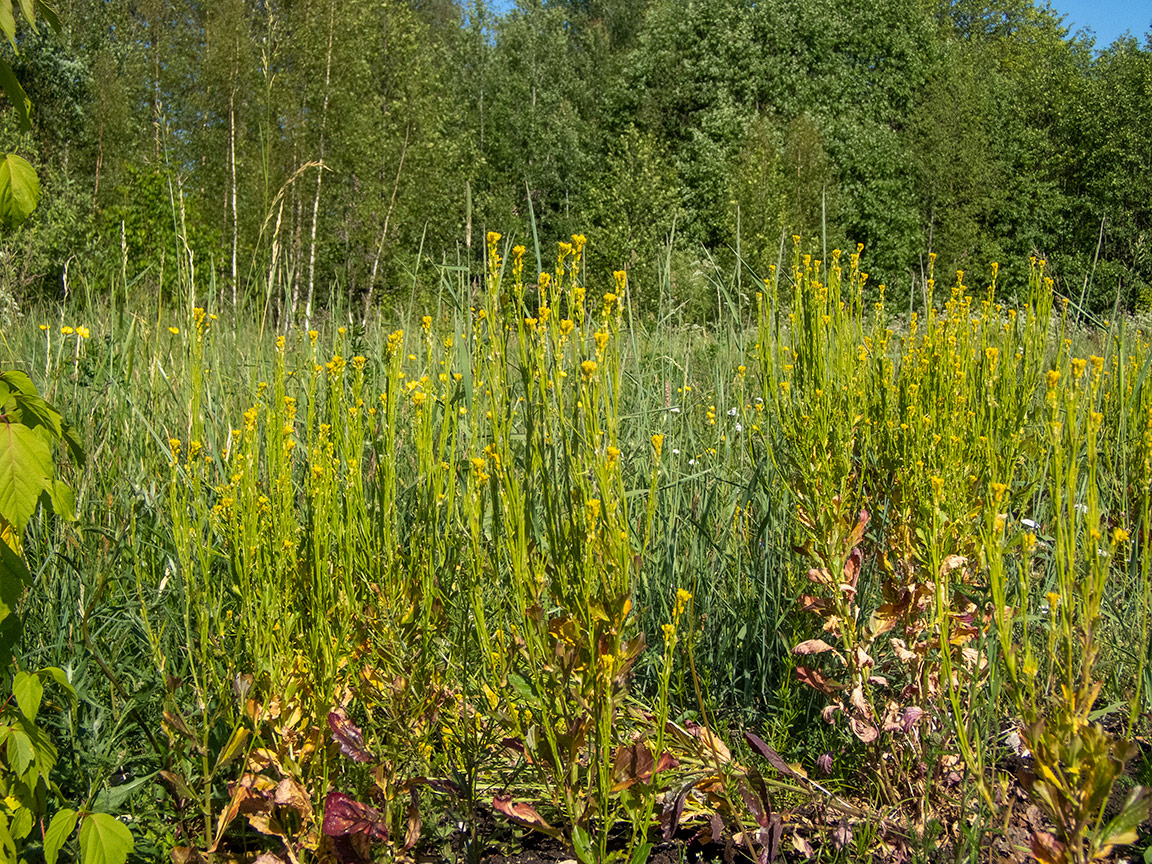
4;232;1152;861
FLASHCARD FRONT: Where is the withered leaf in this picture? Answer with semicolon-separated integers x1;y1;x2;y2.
1030;831;1065;864
403;788;421;850
273;777;312;817
849;715;878;743
612;742;655;791
492;795;561;838
792;639;839;658
322;792;388;841
328;710;373;763
743;731;802;780
795;665;837;696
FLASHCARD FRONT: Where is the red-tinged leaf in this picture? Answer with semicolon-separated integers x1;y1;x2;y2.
791;832;814;859
795;666;837;696
843;547;863;588
849;685;870;718
832;819;854;851
403;788;421;850
1030;831;1065;864
328;710;373;762
322;792;388;841
708;813;723;843
408;775;461;798
847;509;869;548
661;780;694;840
798;594;832;615
902;706;926;732
612;742;655;791
693;725;731;763
492;796;561;838
765;814;783;862
743;731;802;780
654;751;679;774
792;639;837;657
738;781;767;827
821;703;842;724
806;567;832;586
500;737;526;755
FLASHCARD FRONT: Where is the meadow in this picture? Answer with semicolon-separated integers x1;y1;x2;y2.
3;229;1152;864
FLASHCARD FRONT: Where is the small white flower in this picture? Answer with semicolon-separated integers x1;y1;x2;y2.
672;449;680;456
688;458;696;465
669;406;681;414
727;407;737;416
1021;518;1039;530
735;423;742;433
1075;503;1088;515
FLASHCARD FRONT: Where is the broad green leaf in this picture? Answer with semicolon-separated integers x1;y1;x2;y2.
6;726;33;775
24;714;58;772
0;62;29;131
0;537;30;668
38;666;76;703
60;420;85;467
12;668;42;720
0;812;15;864
0;152;39;226
629;842;653;864
79;813;134;864
92;772;155;812
9;391;62;438
0;371;35;396
48;479;75;522
572;825;594;864
16;0;32;28
0;418;53;532
0;2;15;49
45;808;78;864
9;804;32;840
1098;786;1150;847
213;724;248;773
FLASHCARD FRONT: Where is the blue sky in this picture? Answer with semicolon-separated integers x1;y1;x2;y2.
1047;0;1151;47
488;1;1150;47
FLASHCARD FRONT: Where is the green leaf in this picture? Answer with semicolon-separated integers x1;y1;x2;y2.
0;371;35;396
0;152;39;226
60;421;85;468
0;62;29;131
32;0;56;33
1098;786;1150;847
572;825;595;864
0;418;53;532
6;726;33;775
9;804;31;840
91;772;155;812
45;808;78;864
79;813;134;864
15;0;31;28
0;812;15;864
48;479;74;522
0;2;15;49
38;666;76;704
0;538;30;668
12;669;42;720
506;673;541;708
8;392;62;438
629;843;653;864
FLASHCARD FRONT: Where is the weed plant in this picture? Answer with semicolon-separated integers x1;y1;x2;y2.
2;231;1151;863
